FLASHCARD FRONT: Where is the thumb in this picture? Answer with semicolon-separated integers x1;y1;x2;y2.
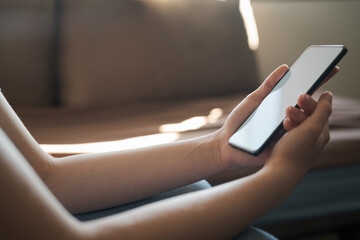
226;65;289;133
246;64;289;103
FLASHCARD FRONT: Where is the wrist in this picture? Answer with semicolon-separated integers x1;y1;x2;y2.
263;156;310;180
205;131;229;174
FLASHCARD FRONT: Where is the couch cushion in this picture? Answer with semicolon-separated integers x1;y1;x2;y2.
60;0;258;108
17;94;360;170
0;0;54;106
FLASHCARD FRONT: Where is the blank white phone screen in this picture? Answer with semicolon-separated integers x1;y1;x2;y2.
229;46;344;154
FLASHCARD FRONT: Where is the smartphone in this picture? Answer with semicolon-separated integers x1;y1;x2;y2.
229;45;347;156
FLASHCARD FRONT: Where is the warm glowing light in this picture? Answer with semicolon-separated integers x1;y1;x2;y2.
40;133;179;154
239;0;259;51
159;108;223;133
42;108;224;154
159;117;208;133
207;108;223;124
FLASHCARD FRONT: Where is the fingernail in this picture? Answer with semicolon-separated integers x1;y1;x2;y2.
287;106;294;114
324;91;333;103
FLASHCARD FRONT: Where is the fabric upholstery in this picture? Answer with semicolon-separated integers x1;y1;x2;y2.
60;0;258;108
0;0;54;106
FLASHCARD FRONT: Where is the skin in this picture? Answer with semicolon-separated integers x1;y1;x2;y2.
0;65;337;239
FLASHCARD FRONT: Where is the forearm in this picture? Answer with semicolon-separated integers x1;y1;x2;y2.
84;160;308;240
0;91;52;179
48;134;224;213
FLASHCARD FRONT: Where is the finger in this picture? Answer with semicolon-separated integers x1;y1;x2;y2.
226;65;289;132
297;94;317;116
247;64;289;102
302;91;333;138
315;66;339;91
325;66;339;81
286;106;307;123
283;117;299;132
321;121;331;145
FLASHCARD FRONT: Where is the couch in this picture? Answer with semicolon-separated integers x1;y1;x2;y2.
1;0;360;238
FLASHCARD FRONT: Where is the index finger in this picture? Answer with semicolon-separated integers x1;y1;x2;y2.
315;66;339;91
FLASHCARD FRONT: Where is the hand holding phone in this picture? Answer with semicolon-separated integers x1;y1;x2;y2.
229;45;347;156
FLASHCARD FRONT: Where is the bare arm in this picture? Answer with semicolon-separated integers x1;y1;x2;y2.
0;91;222;213
0;65;289;214
85;91;334;240
0;91;333;239
0;130;82;240
0;65;337;215
85;161;307;240
48;135;222;213
0;90;52;179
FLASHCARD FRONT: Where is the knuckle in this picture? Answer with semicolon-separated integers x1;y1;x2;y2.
263;78;274;91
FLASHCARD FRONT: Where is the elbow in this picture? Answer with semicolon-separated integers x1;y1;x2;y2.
36;152;56;185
